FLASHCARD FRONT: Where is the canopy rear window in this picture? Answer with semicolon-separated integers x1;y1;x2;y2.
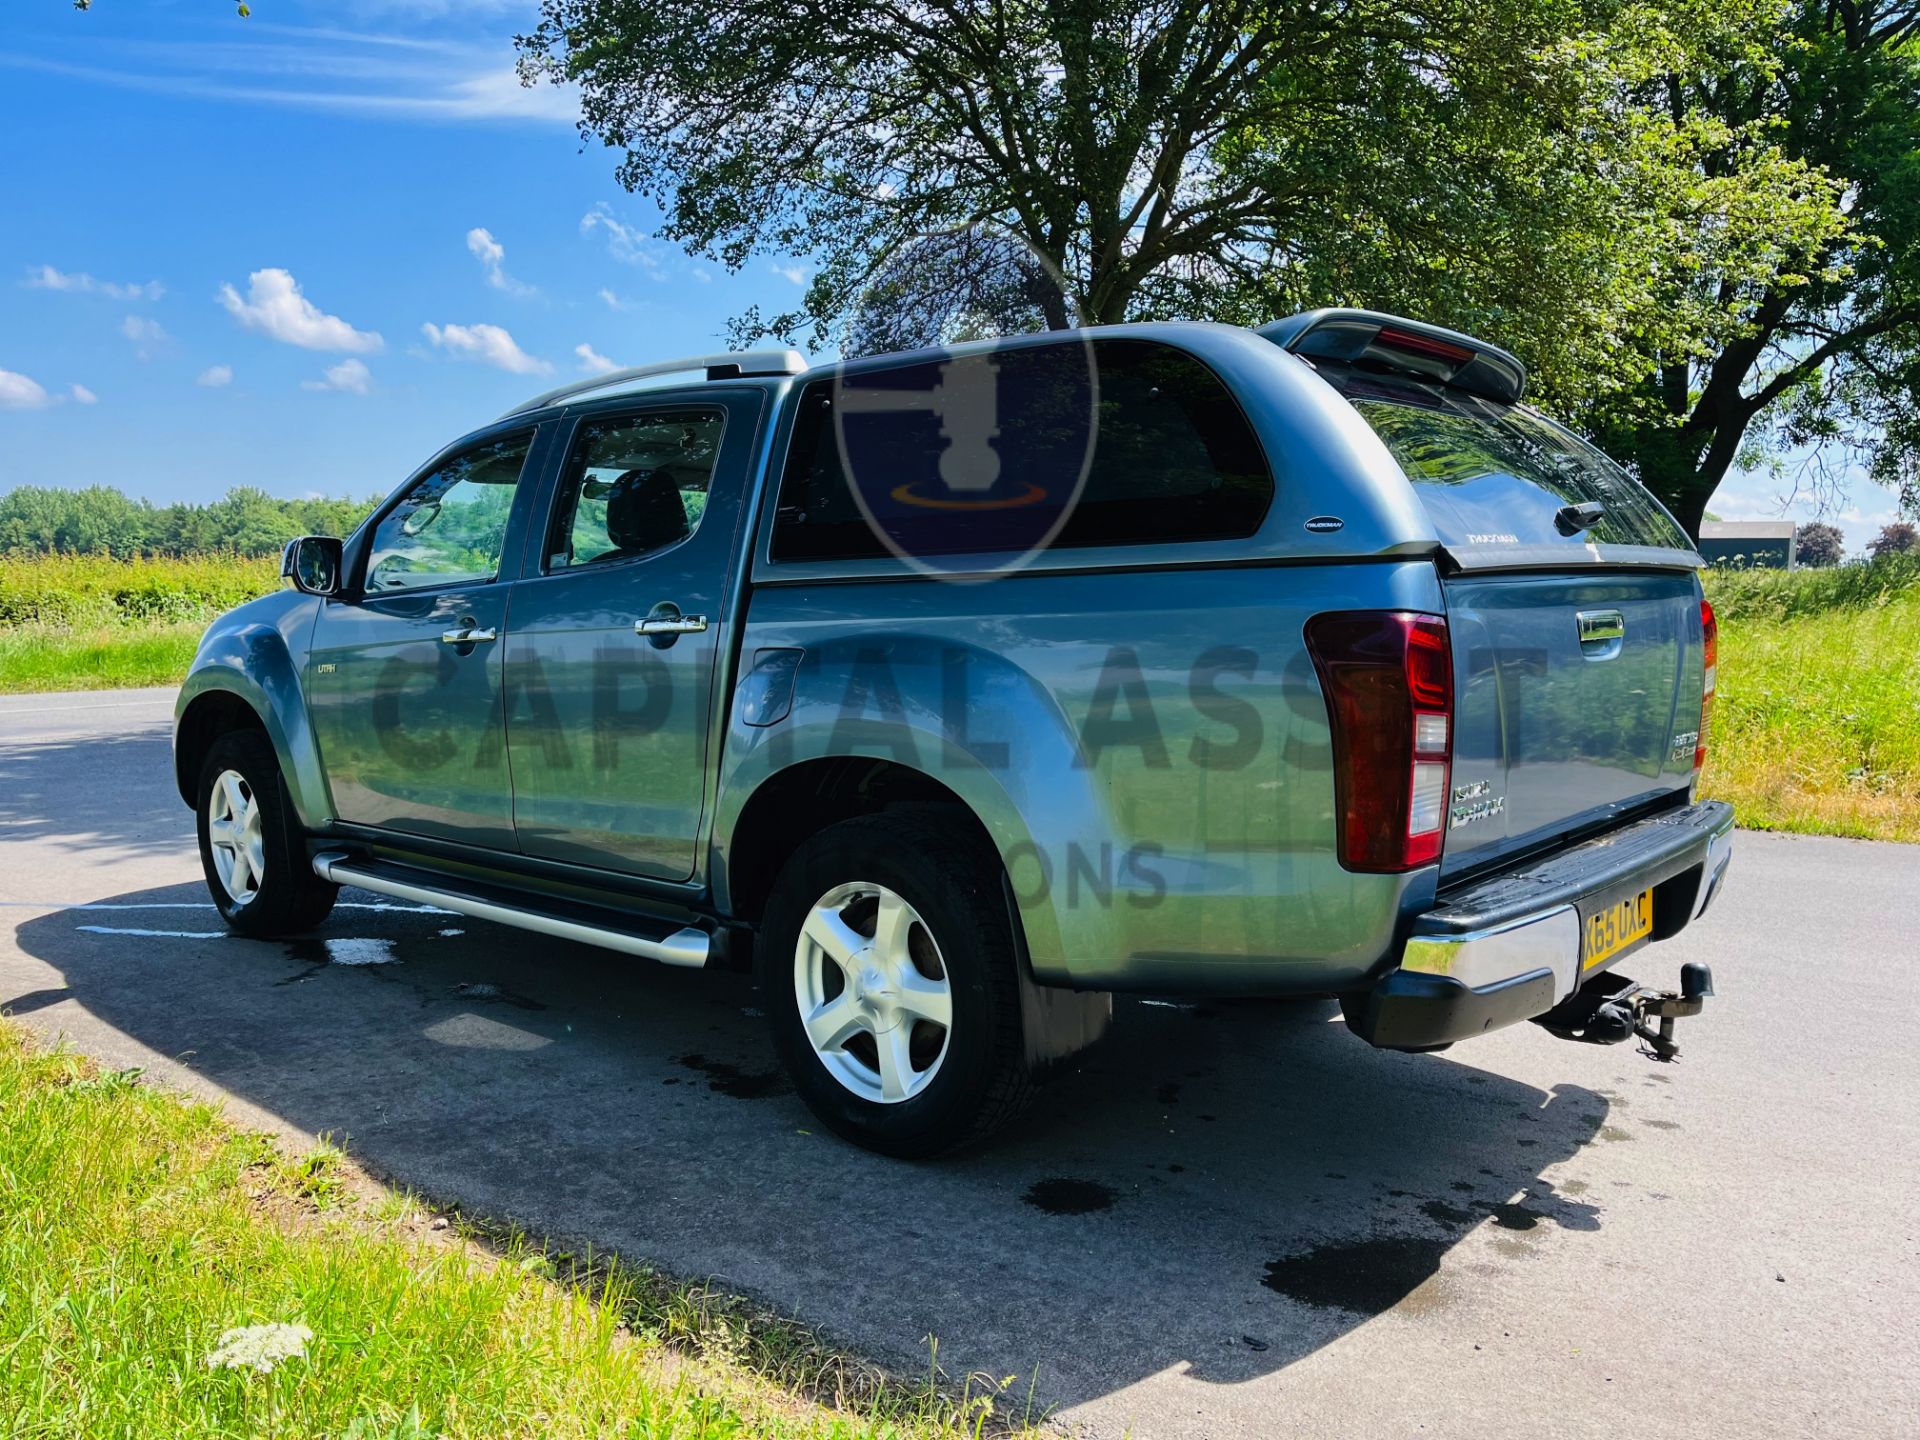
1327;368;1693;560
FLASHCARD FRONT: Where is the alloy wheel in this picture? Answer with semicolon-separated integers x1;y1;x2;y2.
793;880;953;1104
206;768;265;906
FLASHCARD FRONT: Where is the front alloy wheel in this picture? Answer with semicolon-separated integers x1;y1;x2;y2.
205;768;265;906
794;881;954;1104
194;728;337;937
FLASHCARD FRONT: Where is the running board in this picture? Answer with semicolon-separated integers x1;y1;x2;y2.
311;850;710;968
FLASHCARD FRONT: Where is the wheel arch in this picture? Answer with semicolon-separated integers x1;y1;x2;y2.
720;756;999;929
174;622;333;828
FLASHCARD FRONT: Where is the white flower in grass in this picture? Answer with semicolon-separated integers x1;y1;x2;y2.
205;1321;314;1373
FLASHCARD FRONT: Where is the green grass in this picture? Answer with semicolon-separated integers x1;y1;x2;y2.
1702;563;1920;843
0;620;208;693
0;553;281;694
0;1027;1035;1440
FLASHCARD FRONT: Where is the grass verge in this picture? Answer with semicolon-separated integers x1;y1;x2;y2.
1702;583;1920;843
0;620;206;693
0;1025;1039;1439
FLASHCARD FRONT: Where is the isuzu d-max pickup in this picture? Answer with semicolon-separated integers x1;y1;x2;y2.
175;309;1732;1155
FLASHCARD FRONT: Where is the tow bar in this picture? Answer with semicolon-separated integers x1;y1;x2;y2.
1533;962;1715;1062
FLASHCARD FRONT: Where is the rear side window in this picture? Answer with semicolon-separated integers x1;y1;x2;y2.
771;338;1272;561
1333;370;1690;554
545;407;725;570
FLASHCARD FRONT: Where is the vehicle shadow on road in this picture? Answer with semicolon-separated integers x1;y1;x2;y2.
9;883;1610;1412
0;728;184;861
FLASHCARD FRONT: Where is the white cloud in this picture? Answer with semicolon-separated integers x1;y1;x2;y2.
0;369;52;410
598;288;628;311
70;383;97;405
581;204;664;273
466;226;533;295
0;48;578;126
302;358;373;395
25;264;163;301
421;322;549;374
575;342;618;375
197;365;234;388
122;313;168;358
772;262;808;285
217;268;382;353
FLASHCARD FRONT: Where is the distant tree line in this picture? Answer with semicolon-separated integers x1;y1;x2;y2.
0;485;378;559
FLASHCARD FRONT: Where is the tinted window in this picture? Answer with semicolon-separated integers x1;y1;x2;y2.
364;433;533;593
1330;368;1690;553
545;408;725;570
771;339;1272;561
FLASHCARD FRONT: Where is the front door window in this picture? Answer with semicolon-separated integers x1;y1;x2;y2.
365;434;533;593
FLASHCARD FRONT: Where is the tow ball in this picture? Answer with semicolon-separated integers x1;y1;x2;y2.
1532;962;1715;1062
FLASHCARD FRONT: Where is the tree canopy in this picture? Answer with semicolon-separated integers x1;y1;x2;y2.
0;485;376;558
522;0;1919;536
1793;520;1846;566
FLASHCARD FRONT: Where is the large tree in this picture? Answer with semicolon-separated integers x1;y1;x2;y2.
519;0;1872;533
1576;1;1920;534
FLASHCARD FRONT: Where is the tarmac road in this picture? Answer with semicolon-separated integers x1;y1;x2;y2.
2;687;1915;1438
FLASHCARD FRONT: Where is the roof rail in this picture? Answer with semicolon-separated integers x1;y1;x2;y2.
1258;309;1526;403
497;349;809;419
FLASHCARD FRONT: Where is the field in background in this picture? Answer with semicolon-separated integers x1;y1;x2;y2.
0;553;278;694
0;552;1915;841
0;1024;1028;1439
1703;555;1920;842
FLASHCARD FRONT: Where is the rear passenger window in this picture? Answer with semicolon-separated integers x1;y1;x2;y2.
545;408;725;570
771;339;1271;561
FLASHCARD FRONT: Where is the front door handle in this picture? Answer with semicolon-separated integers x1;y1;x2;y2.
440;626;498;645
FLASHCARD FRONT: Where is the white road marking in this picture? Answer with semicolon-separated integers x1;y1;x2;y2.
321;937;398;966
76;926;228;939
0;901;455;913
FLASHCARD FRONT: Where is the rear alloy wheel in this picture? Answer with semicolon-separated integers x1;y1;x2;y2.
794;881;954;1105
195;729;337;937
762;811;1036;1157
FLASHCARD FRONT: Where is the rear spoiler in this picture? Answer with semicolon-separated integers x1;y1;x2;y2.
1259;309;1527;405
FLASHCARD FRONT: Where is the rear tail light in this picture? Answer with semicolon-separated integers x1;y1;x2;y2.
1304;611;1454;872
1696;598;1717;770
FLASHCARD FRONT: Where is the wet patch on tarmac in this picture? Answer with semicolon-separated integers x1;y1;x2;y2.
1022;1178;1117;1216
1262;1236;1450;1314
451;981;546;1011
674;1051;789;1100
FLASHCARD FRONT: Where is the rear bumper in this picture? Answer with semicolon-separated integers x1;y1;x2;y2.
1344;799;1734;1050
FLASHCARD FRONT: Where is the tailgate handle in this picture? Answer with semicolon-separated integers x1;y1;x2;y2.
1576;608;1624;657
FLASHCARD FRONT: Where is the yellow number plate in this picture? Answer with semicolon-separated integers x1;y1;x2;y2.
1582;888;1653;971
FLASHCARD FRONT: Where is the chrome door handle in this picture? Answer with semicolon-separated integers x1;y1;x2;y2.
440;626;497;645
635;614;709;636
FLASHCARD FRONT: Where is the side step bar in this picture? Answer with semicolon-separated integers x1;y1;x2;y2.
311;850;711;969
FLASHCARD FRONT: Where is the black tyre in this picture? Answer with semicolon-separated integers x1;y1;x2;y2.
195;729;337;937
761;810;1035;1157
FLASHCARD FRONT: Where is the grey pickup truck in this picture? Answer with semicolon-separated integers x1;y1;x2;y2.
175;309;1732;1155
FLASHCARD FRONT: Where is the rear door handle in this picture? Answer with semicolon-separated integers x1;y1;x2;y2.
635;603;709;639
440;626;498;645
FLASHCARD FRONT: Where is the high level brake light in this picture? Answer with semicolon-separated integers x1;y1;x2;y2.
1696;598;1716;770
1304;612;1454;872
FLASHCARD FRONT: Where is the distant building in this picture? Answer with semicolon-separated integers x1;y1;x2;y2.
1697;520;1797;569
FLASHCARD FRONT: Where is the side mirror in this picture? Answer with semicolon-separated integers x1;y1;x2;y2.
281;535;343;597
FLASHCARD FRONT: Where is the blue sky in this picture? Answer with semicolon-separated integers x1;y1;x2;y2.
0;0;807;508
0;0;1905;552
